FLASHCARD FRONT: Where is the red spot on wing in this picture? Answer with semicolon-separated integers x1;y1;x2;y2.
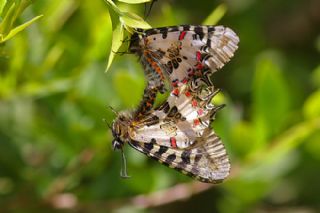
196;62;204;70
170;137;177;148
179;31;187;40
196;51;202;61
193;119;200;126
197;109;204;115
185;91;191;97
191;99;198;107
181;78;188;84
172;88;180;96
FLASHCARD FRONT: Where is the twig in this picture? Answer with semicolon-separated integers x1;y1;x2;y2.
131;181;212;208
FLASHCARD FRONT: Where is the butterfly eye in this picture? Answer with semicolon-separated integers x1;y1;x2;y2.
112;140;122;151
129;34;140;53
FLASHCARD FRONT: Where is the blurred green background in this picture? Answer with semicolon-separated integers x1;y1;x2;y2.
0;0;320;212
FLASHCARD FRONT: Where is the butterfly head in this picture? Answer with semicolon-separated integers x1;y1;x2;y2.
129;32;143;54
111;113;132;151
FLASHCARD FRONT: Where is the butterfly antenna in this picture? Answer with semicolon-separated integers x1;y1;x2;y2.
120;149;130;178
102;118;112;129
107;122;112;130
108;106;119;116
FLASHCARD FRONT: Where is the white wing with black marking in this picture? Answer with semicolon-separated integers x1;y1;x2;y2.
131;25;239;86
129;128;230;183
127;83;230;183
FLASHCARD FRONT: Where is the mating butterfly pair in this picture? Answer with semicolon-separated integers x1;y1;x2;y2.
111;25;239;183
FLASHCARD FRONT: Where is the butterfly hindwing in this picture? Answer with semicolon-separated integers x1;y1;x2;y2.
131;83;220;148
129;128;230;183
126;81;230;183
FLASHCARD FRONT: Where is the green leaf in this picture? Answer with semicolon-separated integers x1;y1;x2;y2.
105;0;123;72
0;2;16;35
230;121;255;157
117;0;151;4
20;78;72;98
105;22;124;72
0;14;43;43
304;130;320;160
0;0;6;16
104;0;122;15
303;90;320;119
120;11;151;30
104;0;151;72
202;4;227;25
252;51;290;147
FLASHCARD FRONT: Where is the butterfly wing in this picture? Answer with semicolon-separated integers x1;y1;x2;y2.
133;25;239;85
131;83;218;147
129;129;229;183
131;25;239;118
128;83;230;183
113;25;238;182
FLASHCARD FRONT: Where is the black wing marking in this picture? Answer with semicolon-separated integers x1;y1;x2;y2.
129;128;230;183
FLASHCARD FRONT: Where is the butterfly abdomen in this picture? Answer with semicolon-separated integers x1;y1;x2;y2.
143;51;165;81
134;87;158;117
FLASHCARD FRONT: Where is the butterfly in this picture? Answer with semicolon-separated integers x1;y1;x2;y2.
112;80;230;183
111;25;239;183
129;25;239;117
